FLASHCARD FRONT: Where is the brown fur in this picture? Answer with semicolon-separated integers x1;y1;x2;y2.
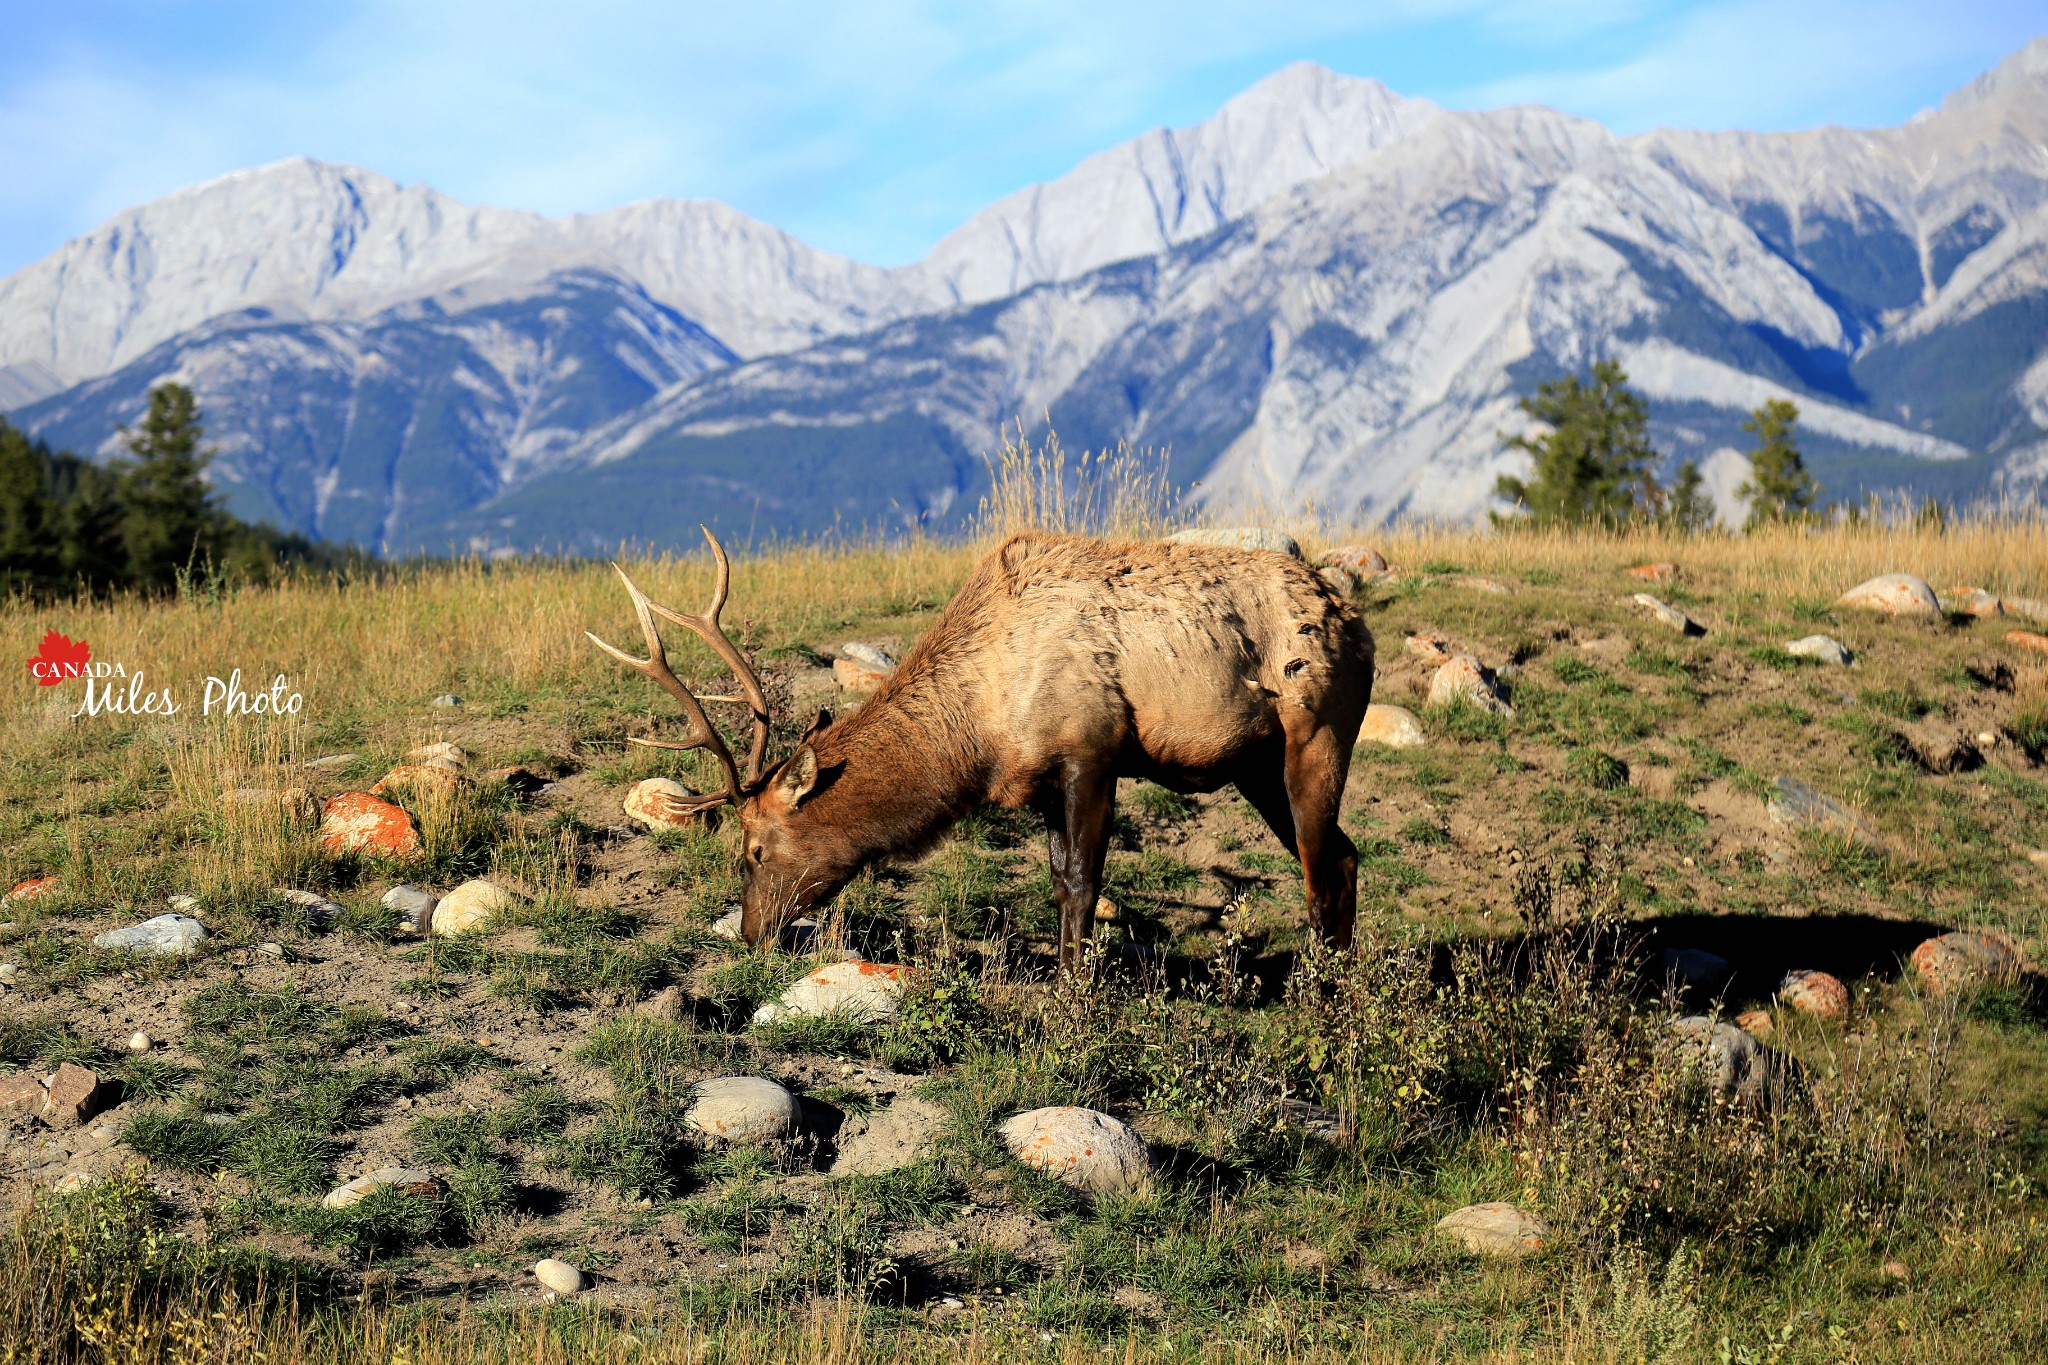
735;532;1376;967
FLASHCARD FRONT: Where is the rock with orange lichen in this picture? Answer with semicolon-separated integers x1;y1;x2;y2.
317;793;421;858
751;960;915;1026
999;1105;1153;1196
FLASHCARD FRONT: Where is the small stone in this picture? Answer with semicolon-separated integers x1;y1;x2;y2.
1164;526;1302;558
623;777;706;830
1836;573;1941;619
1784;635;1852;666
381;885;439;929
0;964;16;983
318;793;422;859
1944;587;2003;618
999;1106;1153;1196
323;1166;443;1209
1;1072;48;1120
274;888;343;923
1435;1203;1551;1257
1405;633;1454;665
1765;776;1884;851
634;985;685;1021
1428;655;1513;715
1668;1016;1767;1101
841;642;897;671
1631;593;1704;636
1657;947;1732;992
683;1076;801;1144
41;1063;112;1127
257;942;286;959
126;1032;152;1054
1733;1009;1774;1041
711;907;745;941
430;694;463;708
751;960;915;1026
1358;704;1427;749
304;753;357;771
167;893;200;914
833;656;893;696
2005;630;2048;656
94;913;209;957
406;742;468;766
1910;932;2020;996
430;879;513;936
50;1171;93;1195
830;1096;948;1176
1779;969;1850;1020
3;877;57;905
1625;561;1678;583
371;764;467;800
1903;721;1980;774
1321;545;1388;574
533;1259;585;1294
2004;596;2048;624
1316;565;1360;597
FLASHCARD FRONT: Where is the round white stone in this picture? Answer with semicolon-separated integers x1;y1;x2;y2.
999;1105;1152;1196
430;880;513;936
683;1076;801;1144
533;1258;585;1294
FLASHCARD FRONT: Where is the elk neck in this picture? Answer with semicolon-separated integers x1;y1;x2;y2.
801;650;990;864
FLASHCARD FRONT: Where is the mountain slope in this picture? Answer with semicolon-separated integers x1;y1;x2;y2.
0;159;927;394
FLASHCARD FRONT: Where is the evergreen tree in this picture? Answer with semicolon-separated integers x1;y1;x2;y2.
1494;360;1662;526
56;459;129;589
117;382;221;591
0;418;60;590
1663;459;1715;534
1736;398;1819;528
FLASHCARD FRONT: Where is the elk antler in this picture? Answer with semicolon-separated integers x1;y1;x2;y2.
585;527;774;809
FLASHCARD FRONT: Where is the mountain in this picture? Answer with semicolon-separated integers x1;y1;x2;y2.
7;40;2048;552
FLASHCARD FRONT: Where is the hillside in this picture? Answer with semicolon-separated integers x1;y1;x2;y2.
4;42;2048;551
2;522;2046;1359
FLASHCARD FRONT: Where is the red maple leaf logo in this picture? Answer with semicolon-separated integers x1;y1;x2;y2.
28;630;90;686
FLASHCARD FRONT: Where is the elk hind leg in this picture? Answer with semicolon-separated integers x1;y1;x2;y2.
1043;761;1115;974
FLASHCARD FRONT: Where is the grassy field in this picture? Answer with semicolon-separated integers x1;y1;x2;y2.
3;511;2047;1363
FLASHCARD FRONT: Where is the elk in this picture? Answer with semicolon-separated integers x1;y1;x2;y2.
588;527;1375;969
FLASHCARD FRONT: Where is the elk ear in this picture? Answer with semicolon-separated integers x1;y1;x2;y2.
777;745;821;807
801;708;833;744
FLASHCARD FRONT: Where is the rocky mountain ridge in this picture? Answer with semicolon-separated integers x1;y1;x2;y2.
6;39;2046;551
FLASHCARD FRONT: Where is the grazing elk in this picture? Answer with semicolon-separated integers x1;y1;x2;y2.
589;527;1375;969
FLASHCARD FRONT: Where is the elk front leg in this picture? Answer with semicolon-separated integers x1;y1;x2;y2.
1043;760;1115;974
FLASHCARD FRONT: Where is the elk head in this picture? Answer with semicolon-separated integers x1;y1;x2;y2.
585;527;852;945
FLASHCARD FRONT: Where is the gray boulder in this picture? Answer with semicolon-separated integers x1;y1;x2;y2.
1164;527;1302;559
93;914;209;957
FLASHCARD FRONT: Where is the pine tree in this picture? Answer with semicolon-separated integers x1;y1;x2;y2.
0;418;60;590
1494;360;1662;526
53;457;128;590
117;383;221;592
1736;398;1818;528
1663;460;1715;534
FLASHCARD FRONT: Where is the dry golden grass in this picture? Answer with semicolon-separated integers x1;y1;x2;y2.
8;514;2041;736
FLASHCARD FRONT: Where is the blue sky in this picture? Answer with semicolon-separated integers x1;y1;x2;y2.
0;1;2040;278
